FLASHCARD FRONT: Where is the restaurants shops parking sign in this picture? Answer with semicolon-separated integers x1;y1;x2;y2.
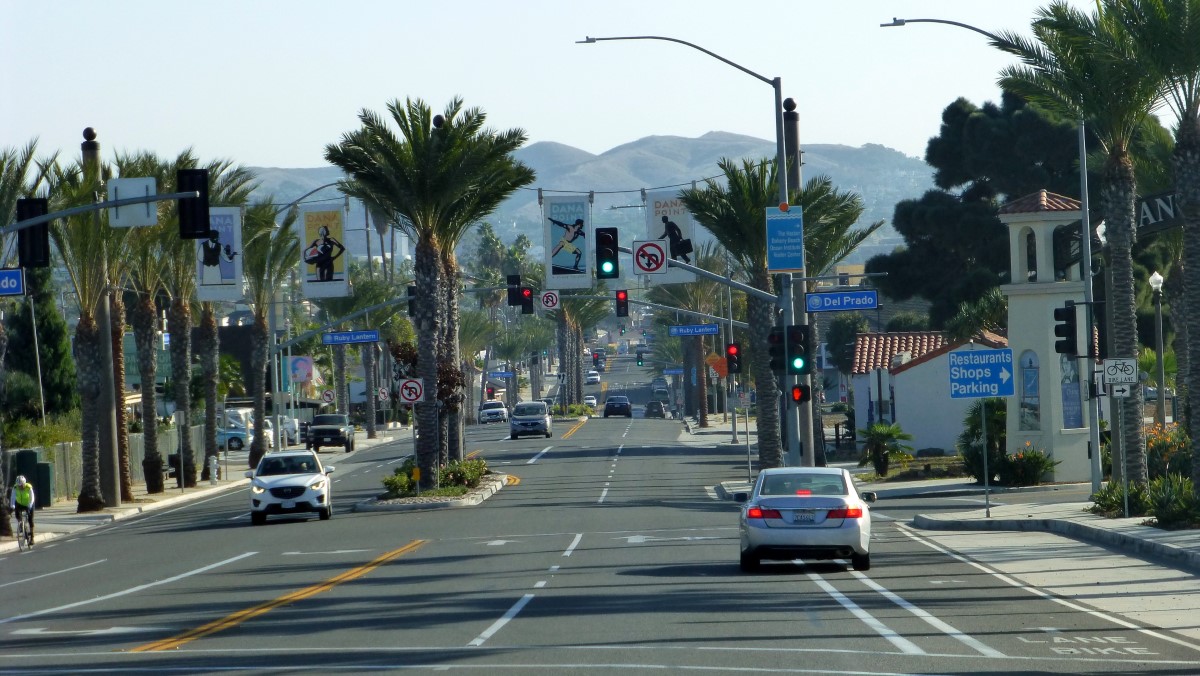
948;348;1014;399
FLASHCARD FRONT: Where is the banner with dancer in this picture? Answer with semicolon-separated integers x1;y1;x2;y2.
298;205;350;298
543;195;592;289
644;189;695;284
196;206;244;301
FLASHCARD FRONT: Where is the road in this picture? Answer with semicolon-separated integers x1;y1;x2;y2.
3;355;1199;673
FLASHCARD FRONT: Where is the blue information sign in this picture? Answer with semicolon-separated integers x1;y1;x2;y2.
322;329;380;345
0;268;25;297
805;289;877;313
489;371;514;379
668;324;719;337
765;206;805;273
948;348;1015;399
663;367;684;375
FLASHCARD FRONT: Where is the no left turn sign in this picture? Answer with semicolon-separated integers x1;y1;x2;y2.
398;378;425;404
632;240;667;274
541;290;560;310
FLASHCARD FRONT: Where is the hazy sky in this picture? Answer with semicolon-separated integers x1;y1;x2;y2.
4;1;1110;174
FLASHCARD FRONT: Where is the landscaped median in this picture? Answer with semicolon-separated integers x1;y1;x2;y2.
355;472;508;513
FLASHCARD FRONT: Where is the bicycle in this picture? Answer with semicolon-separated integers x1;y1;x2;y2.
14;509;33;551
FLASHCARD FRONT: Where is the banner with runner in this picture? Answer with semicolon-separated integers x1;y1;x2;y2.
543;196;591;289
644;189;695;284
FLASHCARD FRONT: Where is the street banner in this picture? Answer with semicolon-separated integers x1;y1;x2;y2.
287;356;314;383
543;196;591;289
644;189;695;284
196;207;245;301
298;205;350;298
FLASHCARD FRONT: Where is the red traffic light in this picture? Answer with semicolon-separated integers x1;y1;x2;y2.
726;344;739;356
521;288;533;299
616;290;628;301
790;385;811;404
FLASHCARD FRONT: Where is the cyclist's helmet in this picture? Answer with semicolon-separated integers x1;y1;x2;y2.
15;475;27;486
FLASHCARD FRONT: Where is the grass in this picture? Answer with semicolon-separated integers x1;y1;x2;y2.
386;485;469;499
857;456;969;483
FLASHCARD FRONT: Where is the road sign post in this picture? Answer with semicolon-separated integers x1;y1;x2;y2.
947;347;1013;518
398;378;426;404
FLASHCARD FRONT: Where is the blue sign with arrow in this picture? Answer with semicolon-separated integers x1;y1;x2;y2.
948;348;1015;399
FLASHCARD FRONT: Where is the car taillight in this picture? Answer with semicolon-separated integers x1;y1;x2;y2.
747;507;782;519
826;506;864;519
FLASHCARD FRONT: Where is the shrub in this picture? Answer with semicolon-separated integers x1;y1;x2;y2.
856;422;914;477
997;443;1059;486
1090;479;1151;517
1146;423;1192;480
956;398;1006;485
439;458;489;488
381;457;418;496
567;404;594;417
1146;474;1198;528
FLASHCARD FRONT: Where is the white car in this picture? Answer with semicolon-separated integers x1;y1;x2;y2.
586;370;601;384
478;401;509;424
735;467;876;572
583;395;598;408
245;450;334;525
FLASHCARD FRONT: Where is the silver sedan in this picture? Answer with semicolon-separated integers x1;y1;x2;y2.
735;467;876;572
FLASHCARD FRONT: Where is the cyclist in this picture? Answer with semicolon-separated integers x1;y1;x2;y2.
10;475;35;544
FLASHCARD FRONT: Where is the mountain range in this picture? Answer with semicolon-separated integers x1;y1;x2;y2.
247;132;935;265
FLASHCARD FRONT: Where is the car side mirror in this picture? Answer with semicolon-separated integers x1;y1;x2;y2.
325;466;335;474
861;491;877;503
243;470;254;479
733;492;749;503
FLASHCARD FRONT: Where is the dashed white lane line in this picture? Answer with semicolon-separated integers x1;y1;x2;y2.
526;446;553;465
851;570;1003;657
562;535;582;557
467;593;535;647
598;488;609;504
808;572;924;655
0;559;105;590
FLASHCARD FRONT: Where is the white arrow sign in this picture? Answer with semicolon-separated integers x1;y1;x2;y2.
617;535;722;544
1110;383;1133;398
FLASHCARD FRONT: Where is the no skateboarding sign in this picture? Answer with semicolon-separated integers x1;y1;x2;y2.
632;240;667;275
398;378;425;404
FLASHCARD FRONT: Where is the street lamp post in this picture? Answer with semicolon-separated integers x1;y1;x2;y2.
578;34;812;466
883;15;1104;493
1149;271;1167;426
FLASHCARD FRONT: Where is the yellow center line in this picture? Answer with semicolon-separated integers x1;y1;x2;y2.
467;449;482;459
559;418;587;440
600;381;608;398
129;540;426;652
505;474;521;486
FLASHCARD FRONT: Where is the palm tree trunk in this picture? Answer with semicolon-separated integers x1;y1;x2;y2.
1100;158;1148;486
199;303;220;480
748;268;782;469
1176;117;1200;490
0;321;10;535
334;345;347;414
808;310;827;464
132;295;163;492
168;297;196;487
414;237;442;488
76;316;106;512
363;342;377;439
1164;264;1187;432
110;291;133;501
442;253;464;463
697;336;709;427
248;315;270;469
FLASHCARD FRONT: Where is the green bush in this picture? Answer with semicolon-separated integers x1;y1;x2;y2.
1090;479;1151;517
956;398;1006;485
1146;423;1192;480
997;443;1060;487
438;458;489;488
568;404;595;417
1146;474;1198;528
381;457;418;497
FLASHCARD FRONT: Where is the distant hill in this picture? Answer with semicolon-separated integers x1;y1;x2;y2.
247;132;931;264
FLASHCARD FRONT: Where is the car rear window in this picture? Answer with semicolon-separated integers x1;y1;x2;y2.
759;474;847;496
482;402;505;410
313;415;348;426
513;404;546;416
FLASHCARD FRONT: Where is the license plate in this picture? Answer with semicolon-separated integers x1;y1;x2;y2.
792;511;815;523
282;500;295;509
324;437;335;442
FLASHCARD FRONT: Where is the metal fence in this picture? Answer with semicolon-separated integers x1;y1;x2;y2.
38;425;206;501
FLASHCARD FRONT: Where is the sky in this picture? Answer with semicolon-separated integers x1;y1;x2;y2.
3;1;1110;174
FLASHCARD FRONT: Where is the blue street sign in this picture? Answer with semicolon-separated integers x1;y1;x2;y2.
668;324;719;337
322;329;380;345
663;367;684;375
489;371;514;379
948;348;1015;399
765;206;805;273
805;289;877;313
0;268;26;297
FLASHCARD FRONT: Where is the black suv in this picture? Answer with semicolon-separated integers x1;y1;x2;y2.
603;396;633;418
307;414;355;453
644;400;667;418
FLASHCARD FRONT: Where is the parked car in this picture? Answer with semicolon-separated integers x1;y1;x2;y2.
216;424;255;451
245;450;334;525
652;388;670;403
735;467;876;572
583;395;598;408
651;377;668;390
478;400;509;424
603;396;632;418
510;401;552;439
307;413;355;453
586;370;601;384
644;400;667;418
596;360;607;373
280;417;300;446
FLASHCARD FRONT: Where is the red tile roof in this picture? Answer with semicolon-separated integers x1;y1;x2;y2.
851;332;947;375
891;331;1009;376
998;189;1081;214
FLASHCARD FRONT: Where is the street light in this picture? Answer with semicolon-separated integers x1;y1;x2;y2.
882;15;1104;493
1149;270;1167;426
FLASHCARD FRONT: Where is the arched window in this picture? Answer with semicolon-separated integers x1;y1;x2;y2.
1019;350;1041;431
1022;227;1037;282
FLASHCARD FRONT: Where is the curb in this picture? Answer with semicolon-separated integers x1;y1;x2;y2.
353;474;508;513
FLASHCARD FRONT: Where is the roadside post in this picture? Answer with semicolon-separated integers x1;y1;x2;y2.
948;346;1015;517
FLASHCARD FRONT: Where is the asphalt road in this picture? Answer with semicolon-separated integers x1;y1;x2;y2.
3;356;1199;673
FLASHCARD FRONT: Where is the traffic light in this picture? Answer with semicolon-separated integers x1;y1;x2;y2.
790;385;811;404
615;289;629;318
726;342;742;374
593;353;600;366
620;324;626;335
768;326;786;373
595;227;619;279
520;287;534;315
506;274;522;306
407;286;417;317
1054;301;1080;355
176;168;211;239
486;386;495;399
786;324;812;375
16;198;50;268
636;354;644;366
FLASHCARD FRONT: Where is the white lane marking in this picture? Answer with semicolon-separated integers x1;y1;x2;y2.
282;549;371;555
228;512;250;521
807;572;924;655
617;444;623;455
0;552;257;626
386;456;411;465
534;581;547;589
897;524;1200;653
562;534;583;557
12;626;164;636
467;593;534;647
598;488;609;504
850;570;1003;657
549;565;560;572
0;559;106;590
526;446;553;465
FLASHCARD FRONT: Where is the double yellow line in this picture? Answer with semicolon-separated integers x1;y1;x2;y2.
559;418;587;440
131;540;426;652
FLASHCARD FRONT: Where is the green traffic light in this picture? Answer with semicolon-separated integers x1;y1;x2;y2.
601;261;614;273
792;357;805;370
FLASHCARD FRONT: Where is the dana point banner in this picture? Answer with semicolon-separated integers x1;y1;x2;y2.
298;205;350;298
543;195;592;289
645;189;696;284
196;206;245;301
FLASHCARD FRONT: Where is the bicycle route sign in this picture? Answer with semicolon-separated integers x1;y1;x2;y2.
398;378;425;404
948;348;1014;399
632;240;668;274
1103;358;1137;384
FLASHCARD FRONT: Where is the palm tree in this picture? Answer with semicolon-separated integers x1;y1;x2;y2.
679;158;784;467
325;97;535;486
996;1;1162;485
1112;0;1200;489
857;422;914;477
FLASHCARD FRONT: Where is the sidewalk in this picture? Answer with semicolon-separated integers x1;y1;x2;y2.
2;430;395;554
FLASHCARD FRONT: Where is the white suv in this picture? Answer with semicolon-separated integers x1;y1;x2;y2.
478;401;509;424
245;450;334;525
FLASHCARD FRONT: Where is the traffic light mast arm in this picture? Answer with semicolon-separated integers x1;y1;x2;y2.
558;294;749;329
1;191;199;237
